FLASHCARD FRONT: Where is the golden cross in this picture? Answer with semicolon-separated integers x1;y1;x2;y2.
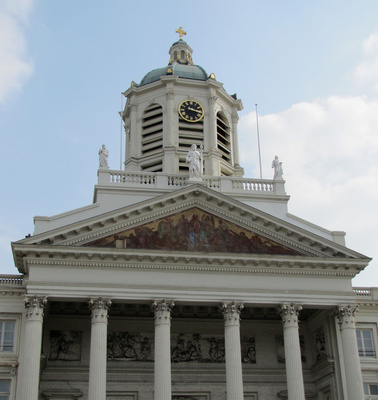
175;27;187;40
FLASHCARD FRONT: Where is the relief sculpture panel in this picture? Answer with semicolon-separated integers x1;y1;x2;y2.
107;332;256;363
48;330;82;361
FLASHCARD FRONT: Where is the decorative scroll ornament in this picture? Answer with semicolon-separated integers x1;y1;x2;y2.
336;305;359;329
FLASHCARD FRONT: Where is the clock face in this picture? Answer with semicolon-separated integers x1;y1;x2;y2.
179;100;204;122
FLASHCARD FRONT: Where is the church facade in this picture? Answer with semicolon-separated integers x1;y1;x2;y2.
1;29;377;400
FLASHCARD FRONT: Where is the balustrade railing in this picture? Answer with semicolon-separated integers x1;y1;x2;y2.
99;170;283;196
0;275;24;286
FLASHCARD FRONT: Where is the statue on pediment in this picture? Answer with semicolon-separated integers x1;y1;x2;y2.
99;144;109;169
186;144;202;178
272;155;283;180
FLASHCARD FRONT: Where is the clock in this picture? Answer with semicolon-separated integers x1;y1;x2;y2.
179;100;204;122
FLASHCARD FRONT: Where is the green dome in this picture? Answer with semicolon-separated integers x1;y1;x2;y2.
140;63;208;86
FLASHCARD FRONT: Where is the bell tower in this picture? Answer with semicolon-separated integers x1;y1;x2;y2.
122;28;244;177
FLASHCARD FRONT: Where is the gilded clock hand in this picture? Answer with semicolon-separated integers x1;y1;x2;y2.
188;107;202;113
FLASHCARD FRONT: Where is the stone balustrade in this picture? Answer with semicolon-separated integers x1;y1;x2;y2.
0;274;24;286
354;287;378;300
98;170;286;196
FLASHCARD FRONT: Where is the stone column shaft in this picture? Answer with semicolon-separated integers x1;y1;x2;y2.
221;302;244;400
231;112;240;167
88;298;111;400
208;95;218;150
152;300;175;400
279;304;305;400
129;104;138;158
165;91;175;147
336;305;364;400
16;296;47;400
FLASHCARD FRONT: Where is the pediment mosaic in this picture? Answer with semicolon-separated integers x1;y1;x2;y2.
85;208;301;256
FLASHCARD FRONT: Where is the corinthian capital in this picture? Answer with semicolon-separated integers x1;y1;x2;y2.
89;298;111;323
336;305;358;330
151;299;175;325
151;299;175;313
166;91;174;101
220;301;244;326
208;95;218;105
279;303;302;328
232;111;239;123
24;295;48;321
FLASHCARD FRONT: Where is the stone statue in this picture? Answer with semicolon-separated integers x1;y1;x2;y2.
99;144;109;169
272;155;283;180
186;144;202;179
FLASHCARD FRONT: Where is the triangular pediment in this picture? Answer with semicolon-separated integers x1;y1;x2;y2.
84;207;302;256
13;184;371;274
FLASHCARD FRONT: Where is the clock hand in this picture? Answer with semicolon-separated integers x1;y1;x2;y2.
188;107;202;113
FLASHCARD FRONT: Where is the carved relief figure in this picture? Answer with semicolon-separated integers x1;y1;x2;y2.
315;327;327;361
241;336;256;363
107;331;255;364
49;331;82;361
107;332;153;361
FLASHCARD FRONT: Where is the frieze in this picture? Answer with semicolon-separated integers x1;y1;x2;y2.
107;332;256;363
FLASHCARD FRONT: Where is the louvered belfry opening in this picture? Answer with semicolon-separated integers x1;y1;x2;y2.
216;112;231;163
141;103;163;172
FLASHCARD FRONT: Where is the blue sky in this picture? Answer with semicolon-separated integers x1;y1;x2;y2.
1;0;378;286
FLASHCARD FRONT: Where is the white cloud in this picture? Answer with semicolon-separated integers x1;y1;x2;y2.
239;94;378;287
355;31;378;91
0;0;34;102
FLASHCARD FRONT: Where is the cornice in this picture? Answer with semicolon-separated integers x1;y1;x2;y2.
17;245;366;278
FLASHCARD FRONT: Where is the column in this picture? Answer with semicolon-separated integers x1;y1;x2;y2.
165;91;175;147
279;303;305;400
231;111;240;167
151;299;175;400
207;95;218;150
16;295;47;400
221;302;244;400
336;305;364;400
129;104;138;158
88;298;112;400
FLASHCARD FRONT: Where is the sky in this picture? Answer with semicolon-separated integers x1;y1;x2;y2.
0;0;377;287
